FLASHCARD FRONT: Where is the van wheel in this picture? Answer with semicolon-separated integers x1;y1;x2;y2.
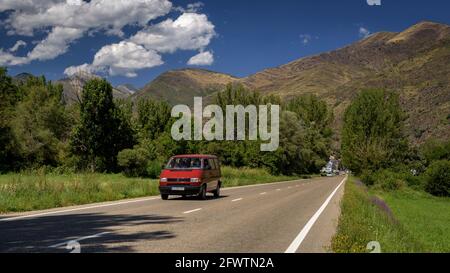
199;185;207;200
161;194;169;200
213;183;221;198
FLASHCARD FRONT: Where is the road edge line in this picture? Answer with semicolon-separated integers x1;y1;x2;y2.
285;176;347;253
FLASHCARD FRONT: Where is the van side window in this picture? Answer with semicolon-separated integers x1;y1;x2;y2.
214;159;220;169
208;159;216;170
203;159;210;170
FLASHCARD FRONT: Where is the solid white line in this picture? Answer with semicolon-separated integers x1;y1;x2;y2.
183;208;202;214
50;232;111;248
285;176;347;253
231;198;243;202
0;197;158;222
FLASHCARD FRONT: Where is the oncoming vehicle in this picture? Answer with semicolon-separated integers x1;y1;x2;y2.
159;155;222;200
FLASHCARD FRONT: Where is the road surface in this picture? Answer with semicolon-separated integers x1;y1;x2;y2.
0;176;346;253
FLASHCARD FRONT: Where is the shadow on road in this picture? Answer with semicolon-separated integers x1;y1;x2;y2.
169;195;230;201
0;213;181;253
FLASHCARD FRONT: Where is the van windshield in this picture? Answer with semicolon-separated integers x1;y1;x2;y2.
166;157;203;170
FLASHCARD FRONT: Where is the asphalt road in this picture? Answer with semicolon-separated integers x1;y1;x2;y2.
0;175;346;253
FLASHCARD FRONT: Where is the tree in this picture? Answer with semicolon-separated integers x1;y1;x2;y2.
70;79;135;172
341;89;408;174
285;94;333;133
0;68;20;171
11;78;71;167
137;98;172;140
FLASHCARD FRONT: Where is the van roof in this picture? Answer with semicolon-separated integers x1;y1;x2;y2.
172;154;218;159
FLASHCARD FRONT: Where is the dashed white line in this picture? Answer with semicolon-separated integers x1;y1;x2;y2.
276;189;281;191
285;176;347;253
260;192;267;195
183;208;202;214
232;198;243;202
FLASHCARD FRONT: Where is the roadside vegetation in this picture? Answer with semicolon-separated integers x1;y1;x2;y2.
0;67;333;212
0;167;301;213
333;89;450;253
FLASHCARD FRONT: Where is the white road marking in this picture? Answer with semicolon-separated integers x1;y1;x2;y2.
183;208;202;214
0;197;159;222
276;189;281;191
50;232;111;248
285;176;347;253
232;198;243;202
260;192;267;195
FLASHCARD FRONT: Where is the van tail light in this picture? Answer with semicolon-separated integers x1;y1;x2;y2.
160;178;168;182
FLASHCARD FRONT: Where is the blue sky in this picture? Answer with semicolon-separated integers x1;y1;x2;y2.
1;0;450;88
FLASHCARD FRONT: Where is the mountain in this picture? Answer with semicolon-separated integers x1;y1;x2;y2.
248;20;450;144
133;68;238;106
56;72;131;103
116;84;139;95
134;21;450;144
12;73;34;84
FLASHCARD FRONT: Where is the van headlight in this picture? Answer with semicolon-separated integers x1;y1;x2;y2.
160;178;168;182
190;178;201;183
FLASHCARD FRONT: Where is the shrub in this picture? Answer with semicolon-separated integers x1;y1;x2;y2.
146;160;163;179
424;160;450;197
117;148;149;177
362;169;406;191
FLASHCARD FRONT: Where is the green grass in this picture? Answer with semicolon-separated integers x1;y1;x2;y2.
378;189;450;253
0;172;160;214
332;177;424;253
0;167;302;214
221;166;302;187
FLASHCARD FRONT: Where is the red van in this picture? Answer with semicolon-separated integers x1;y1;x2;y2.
159;155;222;200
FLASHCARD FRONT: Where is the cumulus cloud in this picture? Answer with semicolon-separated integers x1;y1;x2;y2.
359;27;371;38
1;1;217;77
187;51;214;66
27;27;84;61
65;41;163;78
130;12;215;53
0;0;172;68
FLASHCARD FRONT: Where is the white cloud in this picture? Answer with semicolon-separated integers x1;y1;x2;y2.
65;41;163;78
187;50;214;66
130;12;215;53
173;2;204;13
27;27;84;61
1;1;218;77
359;27;371;38
0;0;172;67
6;0;173;36
0;49;28;66
9;40;27;52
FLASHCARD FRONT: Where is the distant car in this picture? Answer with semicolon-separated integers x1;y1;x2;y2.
159;155;222;200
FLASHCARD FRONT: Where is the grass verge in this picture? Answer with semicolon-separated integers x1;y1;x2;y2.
378;189;450;252
331;176;424;253
0;167;302;214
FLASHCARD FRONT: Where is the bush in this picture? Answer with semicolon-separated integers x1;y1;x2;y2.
424;160;450;197
117;148;149;177
146;160;163;179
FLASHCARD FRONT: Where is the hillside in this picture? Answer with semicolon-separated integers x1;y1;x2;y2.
56;72;131;103
133;68;238;106
134;21;450;144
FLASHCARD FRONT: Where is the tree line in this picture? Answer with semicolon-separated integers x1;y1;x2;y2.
0;68;334;177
